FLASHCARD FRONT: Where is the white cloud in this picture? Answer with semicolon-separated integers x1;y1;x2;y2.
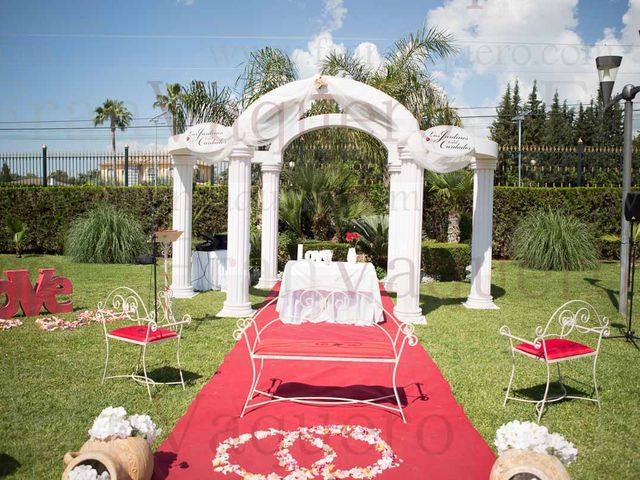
177;0;195;5
323;0;348;32
353;42;384;71
293;32;346;78
292;0;384;78
426;0;639;110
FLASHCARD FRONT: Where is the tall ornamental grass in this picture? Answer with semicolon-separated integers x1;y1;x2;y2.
512;209;599;271
65;205;148;264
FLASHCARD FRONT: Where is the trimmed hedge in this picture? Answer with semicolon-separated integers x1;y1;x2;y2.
0;185;622;261
422;241;471;281
424;186;621;259
0;185;226;254
301;240;350;262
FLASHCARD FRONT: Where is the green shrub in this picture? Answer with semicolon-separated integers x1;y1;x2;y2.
64;205;148;263
600;234;620;260
512;209;599;271
422;241;471;281
353;214;388;268
301;240;350;262
278;230;298;270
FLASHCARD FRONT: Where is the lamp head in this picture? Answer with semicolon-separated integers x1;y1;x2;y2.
596;55;622;103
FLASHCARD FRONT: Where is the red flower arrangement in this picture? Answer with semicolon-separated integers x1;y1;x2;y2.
345;231;360;247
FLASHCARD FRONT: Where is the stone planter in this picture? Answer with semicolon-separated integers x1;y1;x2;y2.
62;437;153;480
490;449;571;480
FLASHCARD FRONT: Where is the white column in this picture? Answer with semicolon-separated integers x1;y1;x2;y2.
256;159;281;290
391;147;426;324
385;161;402;292
170;154;197;298
217;145;255;318
465;156;499;309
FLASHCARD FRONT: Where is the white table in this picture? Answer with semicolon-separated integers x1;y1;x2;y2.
191;250;227;292
276;260;383;325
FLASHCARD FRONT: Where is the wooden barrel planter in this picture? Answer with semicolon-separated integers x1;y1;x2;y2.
62;437;153;480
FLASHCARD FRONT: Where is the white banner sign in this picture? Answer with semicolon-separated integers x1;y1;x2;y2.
423;125;473;156
184;123;233;155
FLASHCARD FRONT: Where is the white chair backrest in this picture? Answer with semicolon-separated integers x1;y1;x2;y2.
536;300;608;340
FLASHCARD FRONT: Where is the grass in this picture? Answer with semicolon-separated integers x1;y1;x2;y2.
0;255;639;479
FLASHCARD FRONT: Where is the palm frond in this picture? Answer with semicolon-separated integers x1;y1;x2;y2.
321;51;371;82
239;47;298;108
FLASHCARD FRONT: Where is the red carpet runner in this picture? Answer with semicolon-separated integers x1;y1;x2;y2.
154;286;495;479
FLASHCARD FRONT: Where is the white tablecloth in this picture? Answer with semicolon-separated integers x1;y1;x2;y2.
191;250;227;292
276;260;383;326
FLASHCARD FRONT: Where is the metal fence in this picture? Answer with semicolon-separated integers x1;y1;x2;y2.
0;147;227;186
497;144;640;187
1;144;639;188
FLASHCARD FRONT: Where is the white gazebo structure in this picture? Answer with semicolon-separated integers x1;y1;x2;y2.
167;75;499;324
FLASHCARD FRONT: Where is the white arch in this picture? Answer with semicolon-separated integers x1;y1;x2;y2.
167;75;499;321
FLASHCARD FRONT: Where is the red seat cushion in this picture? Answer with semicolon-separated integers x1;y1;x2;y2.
515;338;594;360
108;325;177;343
254;339;396;360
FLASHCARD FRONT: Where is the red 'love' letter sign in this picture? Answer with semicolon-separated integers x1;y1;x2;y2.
0;268;73;318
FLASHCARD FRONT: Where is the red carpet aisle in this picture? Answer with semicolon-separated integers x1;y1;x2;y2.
154;286;495;479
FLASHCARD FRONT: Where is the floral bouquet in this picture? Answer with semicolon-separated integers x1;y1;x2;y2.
494;420;577;465
345;231;360;248
87;406;160;445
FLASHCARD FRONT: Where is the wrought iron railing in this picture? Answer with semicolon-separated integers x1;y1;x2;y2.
0;147;227;187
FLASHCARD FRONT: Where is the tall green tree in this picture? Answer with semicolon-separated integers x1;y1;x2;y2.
153;82;182;135
1;163;11;183
93;99;133;153
238;47;298;108
522;81;546;145
543;92;573;145
489;82;515;145
176;80;238;132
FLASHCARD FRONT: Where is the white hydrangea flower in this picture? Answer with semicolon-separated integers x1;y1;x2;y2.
88;406;132;441
128;414;160;445
67;465;110;480
494;420;578;465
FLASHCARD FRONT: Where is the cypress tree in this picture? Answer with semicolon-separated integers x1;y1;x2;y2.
522;81;546;145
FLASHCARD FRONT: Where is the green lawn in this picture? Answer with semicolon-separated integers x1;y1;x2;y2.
0;255;638;479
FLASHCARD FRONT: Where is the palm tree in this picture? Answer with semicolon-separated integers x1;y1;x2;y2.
177;80;238;132
426;169;473;243
322;26;460;129
238;47;298;109
93;99;133;154
153;83;182;135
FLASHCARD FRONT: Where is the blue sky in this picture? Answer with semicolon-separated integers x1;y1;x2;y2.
0;0;637;152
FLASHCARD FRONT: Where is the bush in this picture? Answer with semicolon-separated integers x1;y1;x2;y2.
278;230;298;270
600;235;620;260
512;209;599;271
64;205;148;263
0;185;227;254
422;241;471;281
301;240;350;262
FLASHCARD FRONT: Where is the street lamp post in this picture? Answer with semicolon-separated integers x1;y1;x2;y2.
512;113;527;187
596;55;640;316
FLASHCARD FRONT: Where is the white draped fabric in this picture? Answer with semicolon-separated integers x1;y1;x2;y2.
276;260;384;326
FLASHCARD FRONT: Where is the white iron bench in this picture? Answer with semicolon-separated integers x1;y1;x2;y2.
233;289;418;423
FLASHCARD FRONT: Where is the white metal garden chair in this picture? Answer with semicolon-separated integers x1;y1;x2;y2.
499;300;609;422
98;287;191;400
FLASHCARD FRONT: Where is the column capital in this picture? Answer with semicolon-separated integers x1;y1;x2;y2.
261;161;282;173
171;153;196;166
398;145;413;162
388;163;401;174
230;144;254;161
470;156;497;171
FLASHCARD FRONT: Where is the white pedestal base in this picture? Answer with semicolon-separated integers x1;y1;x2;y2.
217;303;255;318
463;296;499;310
393;307;427;325
170;286;198;299
255;277;278;290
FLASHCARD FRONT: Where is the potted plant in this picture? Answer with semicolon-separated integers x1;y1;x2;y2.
490;421;576;480
62;407;159;480
345;231;360;264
